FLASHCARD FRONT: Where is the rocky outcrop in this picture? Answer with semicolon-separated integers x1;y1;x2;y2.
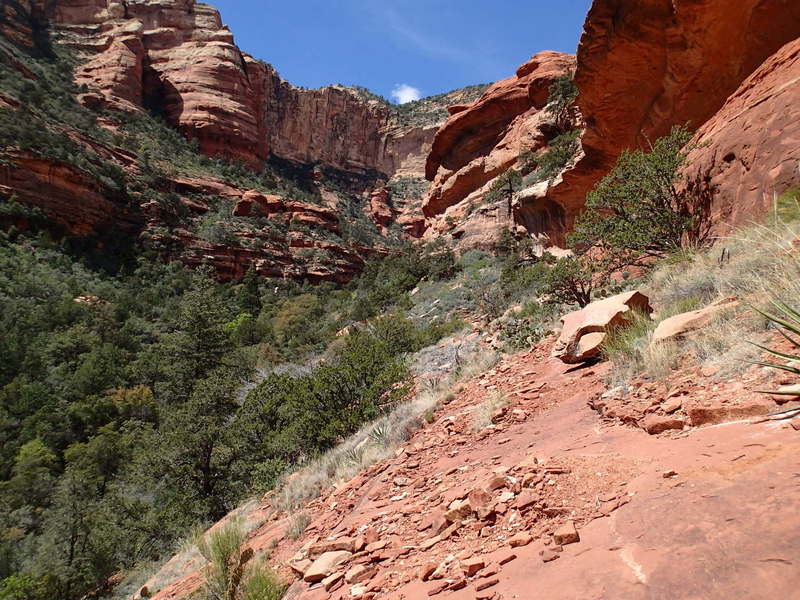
544;0;800;239
29;0;470;183
684;38;800;230
0;151;142;237
423;51;575;218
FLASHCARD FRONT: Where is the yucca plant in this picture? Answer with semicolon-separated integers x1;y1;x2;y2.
747;299;800;420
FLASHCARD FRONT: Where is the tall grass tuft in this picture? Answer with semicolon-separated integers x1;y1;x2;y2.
607;204;800;384
197;521;286;600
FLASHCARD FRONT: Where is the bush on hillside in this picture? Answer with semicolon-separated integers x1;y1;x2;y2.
569;125;704;264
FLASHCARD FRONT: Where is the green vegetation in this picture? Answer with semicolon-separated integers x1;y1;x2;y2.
520;129;581;186
602;198;800;387
570;125;701;262
0;220;475;598
545;73;579;133
747;300;800;394
197;521;285;600
391;84;491;128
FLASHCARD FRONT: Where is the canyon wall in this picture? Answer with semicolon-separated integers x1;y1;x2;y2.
424;0;800;250
28;0;440;180
549;0;800;236
422;51;575;250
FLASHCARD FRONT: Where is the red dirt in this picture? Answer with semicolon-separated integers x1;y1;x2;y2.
145;339;800;600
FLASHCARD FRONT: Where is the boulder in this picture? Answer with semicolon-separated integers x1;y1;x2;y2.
652;298;739;344
553;291;653;364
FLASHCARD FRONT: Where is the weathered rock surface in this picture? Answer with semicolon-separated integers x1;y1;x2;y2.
0;151;143;237
543;0;800;243
302;550;352;583
422;51;575;249
684;38;800;231
140;335;797;600
553;291;653;364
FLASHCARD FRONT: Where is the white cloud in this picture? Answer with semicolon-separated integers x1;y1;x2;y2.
391;83;422;104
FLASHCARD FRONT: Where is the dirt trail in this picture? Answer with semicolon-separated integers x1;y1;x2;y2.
146;340;800;600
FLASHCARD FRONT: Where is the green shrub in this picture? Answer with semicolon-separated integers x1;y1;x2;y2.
197;522;286;600
545;73;578;132
542;256;596;308
570;125;702;263
521;129;581;185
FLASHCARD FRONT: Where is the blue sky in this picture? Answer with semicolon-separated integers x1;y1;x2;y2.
210;0;593;103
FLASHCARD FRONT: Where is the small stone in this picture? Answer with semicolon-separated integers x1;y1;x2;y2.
475;577;499;591
427;581;448;596
309;537;355;557
508;533;533;547
497;551;517;565
461;558;485;576
303;551;353;583
514;491;537;510
541;549;560;563
552;522;580;546
365;540;390;553
642;414;685;434
497;490;516;503
419;562;437;581
345;564;377;584
448;576;467;591
321;571;344;592
290;559;311;576
662;470;679;478
485;475;508;491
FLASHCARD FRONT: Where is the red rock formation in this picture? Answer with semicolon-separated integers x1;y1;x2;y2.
684;38;800;230
545;0;800;237
0;151;142;236
423;51;575;218
29;0;447;179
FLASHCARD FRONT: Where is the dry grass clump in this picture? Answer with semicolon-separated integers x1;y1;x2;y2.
272;349;499;512
609;211;800;384
471;391;510;430
197;520;285;600
603;311;675;387
285;512;311;540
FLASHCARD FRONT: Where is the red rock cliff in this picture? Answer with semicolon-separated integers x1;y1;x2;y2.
32;0;438;178
423;51;575;218
545;0;800;237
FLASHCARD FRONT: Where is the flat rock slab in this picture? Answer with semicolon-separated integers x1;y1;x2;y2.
303;550;352;583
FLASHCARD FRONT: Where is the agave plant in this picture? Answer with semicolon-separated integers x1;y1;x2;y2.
747;299;800;419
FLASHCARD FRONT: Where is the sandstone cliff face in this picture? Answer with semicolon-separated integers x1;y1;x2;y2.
684;38;800;230
545;0;800;237
0;150;142;237
34;0;445;181
421;51;575;250
1;0;492;283
424;51;575;217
